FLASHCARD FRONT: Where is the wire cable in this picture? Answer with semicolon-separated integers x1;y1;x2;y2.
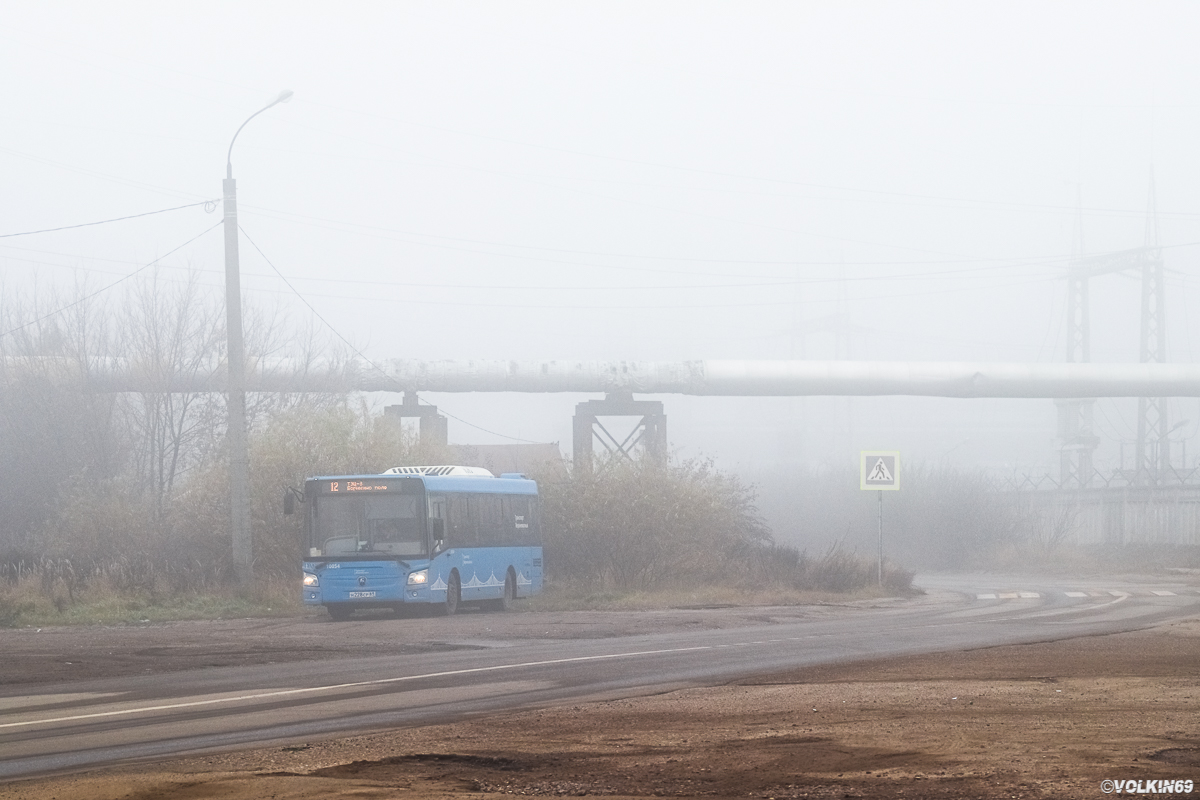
0;200;218;239
0;221;222;340
237;224;540;444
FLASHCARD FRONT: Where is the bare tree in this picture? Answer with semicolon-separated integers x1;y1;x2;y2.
117;270;225;517
1;268;350;580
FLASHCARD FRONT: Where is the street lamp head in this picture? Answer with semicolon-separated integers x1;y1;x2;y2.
226;90;295;179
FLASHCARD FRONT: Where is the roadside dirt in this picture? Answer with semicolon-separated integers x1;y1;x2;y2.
2;603;1198;799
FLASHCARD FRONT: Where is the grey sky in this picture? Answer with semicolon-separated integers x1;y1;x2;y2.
3;2;1199;474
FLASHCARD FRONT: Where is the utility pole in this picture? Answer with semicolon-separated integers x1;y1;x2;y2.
224;90;292;585
877;490;883;586
1059;184;1097;488
1137;168;1168;484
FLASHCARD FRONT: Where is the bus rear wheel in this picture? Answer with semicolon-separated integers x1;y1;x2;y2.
490;570;516;612
444;571;461;616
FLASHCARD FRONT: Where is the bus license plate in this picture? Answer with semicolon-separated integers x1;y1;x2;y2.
348;591;376;598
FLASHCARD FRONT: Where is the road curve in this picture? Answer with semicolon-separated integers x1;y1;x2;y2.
1;574;1197;781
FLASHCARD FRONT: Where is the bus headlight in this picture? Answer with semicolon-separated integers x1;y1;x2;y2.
302;572;319;587
407;569;428;586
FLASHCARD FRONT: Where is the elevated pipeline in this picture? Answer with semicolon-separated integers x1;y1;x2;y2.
7;357;1200;398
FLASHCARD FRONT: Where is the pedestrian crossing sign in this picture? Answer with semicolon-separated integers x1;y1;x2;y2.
861;451;900;490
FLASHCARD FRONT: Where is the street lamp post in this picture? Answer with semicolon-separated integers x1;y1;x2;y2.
224;90;292;586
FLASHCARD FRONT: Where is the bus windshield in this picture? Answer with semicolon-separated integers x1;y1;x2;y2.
313;494;426;558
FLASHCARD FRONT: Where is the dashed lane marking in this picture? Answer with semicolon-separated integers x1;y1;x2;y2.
0;645;713;731
973;589;1197;600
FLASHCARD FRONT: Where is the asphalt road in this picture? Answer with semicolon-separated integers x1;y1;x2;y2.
2;574;1197;781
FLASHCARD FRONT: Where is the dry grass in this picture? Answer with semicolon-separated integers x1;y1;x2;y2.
0;566;303;627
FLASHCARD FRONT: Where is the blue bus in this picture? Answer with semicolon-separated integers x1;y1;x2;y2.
291;466;543;619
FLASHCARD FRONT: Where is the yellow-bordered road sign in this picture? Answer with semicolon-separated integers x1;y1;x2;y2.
861;451;900;490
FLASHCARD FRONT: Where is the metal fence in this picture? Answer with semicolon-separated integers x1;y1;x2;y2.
990;470;1200;547
988;466;1200;493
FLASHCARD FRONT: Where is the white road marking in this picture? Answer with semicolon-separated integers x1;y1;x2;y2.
998;592;1018;599
0;645;712;732
1043;593;1131;622
0;692;122;712
1108;590;1130;597
976;594;997;600
1064;592;1088;598
1151;590;1176;596
1018;592;1040;599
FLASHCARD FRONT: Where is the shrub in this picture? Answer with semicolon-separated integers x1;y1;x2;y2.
542;457;771;590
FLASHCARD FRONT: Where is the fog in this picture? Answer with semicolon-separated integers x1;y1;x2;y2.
4;1;1200;488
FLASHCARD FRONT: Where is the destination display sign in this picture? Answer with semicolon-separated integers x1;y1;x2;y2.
316;479;395;494
309;477;424;495
343;480;391;493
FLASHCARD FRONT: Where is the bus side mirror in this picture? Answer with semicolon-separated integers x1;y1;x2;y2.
431;518;444;542
284;492;295;516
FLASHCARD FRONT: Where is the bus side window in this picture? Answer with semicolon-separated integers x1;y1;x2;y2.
428;495;447;520
502;495;522;545
477;494;504;544
505;495;537;546
448;494;475;547
467;494;487;547
445;494;458;547
428;494;447;550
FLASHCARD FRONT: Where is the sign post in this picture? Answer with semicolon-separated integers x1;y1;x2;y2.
860;451;900;585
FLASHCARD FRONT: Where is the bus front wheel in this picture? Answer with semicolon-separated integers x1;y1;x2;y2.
327;604;353;621
444;571;461;616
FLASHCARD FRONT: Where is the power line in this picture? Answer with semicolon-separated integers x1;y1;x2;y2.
240;206;1082;282
243;200;1200;282
12;230;1200;290
2;254;1065;354
0;199;218;239
0;244;1055;292
0;221;222;340
237;224;540;444
0;243;1062;310
236;272;1060;310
